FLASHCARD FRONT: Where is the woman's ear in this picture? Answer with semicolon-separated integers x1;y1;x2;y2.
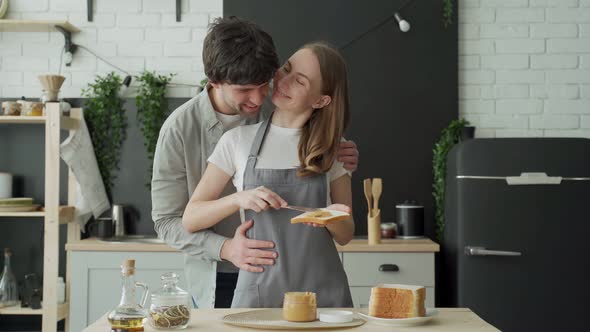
313;95;332;110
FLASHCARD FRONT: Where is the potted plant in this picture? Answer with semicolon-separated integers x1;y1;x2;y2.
82;72;128;200
135;71;175;188
197;77;208;93
443;0;453;27
432;118;470;242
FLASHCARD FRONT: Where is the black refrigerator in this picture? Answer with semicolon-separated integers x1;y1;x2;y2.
442;138;590;332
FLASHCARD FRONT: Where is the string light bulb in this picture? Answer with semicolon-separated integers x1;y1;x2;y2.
394;12;411;32
63;51;73;66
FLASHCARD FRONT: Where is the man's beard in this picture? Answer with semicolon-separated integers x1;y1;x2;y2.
235;104;261;117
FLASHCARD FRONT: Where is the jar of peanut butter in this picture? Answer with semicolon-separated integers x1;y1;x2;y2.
282;292;317;322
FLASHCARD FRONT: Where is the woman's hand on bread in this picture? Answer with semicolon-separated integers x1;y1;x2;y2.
301;204;351;228
326;203;351;214
302;222;326;227
232;186;288;213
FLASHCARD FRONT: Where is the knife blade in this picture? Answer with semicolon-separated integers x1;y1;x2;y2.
284;205;321;213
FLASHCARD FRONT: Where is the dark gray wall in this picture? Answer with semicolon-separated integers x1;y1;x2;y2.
225;0;458;237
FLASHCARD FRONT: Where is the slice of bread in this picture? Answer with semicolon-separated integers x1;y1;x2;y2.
368;284;426;319
290;209;350;225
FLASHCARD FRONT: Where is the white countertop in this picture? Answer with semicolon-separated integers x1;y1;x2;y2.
66;237;440;252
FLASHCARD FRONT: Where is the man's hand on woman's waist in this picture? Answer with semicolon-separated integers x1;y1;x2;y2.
220;219;277;273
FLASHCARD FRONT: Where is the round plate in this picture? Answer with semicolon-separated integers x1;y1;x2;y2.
357;308;438;327
222;309;365;330
0;204;40;212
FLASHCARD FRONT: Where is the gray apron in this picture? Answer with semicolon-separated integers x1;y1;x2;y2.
231;114;353;308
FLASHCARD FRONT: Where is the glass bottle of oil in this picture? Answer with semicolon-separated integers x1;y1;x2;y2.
0;248;19;308
108;259;149;331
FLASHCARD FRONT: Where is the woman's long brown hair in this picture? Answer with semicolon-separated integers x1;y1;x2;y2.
297;42;350;177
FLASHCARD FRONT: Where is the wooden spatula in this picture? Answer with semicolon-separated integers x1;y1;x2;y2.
363;178;373;217
372;178;382;212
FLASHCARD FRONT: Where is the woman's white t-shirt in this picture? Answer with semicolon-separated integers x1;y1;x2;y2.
207;122;349;220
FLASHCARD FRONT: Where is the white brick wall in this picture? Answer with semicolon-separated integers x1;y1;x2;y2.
0;0;222;98
459;0;590;138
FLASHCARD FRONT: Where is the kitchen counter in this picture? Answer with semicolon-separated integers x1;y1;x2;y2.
68;238;440;330
83;308;499;331
66;237;439;252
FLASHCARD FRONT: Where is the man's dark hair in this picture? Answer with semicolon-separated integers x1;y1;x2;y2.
203;16;279;85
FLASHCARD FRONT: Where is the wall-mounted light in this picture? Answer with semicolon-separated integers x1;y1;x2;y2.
63;51;74;66
55;26;77;66
394;12;411;32
123;75;132;87
339;0;415;50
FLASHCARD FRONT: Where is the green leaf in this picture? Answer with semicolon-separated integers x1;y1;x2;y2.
83;72;127;200
432;118;469;242
134;71;176;188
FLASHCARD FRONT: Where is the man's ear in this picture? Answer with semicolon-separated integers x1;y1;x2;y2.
209;81;221;89
313;95;332;110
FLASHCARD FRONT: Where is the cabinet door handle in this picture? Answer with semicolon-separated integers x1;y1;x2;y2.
378;264;399;272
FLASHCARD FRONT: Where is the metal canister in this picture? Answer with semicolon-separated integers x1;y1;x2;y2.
395;200;424;239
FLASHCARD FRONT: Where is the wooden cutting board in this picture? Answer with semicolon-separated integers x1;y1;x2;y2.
222;308;365;330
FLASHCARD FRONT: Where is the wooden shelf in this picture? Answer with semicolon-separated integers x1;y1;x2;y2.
0;116;47;124
1;105;82;332
0;211;45;217
0;206;76;224
0;302;69;320
0;19;79;33
0;115;79;130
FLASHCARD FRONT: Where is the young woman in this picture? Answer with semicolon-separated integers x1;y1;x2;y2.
182;42;354;308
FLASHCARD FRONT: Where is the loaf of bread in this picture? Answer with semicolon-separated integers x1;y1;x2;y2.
290;209;350;225
368;284;426;319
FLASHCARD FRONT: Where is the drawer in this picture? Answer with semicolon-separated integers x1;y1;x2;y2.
349;286;435;308
343;253;434;286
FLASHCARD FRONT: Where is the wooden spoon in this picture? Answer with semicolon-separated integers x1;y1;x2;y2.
363;178;373;217
372;178;382;212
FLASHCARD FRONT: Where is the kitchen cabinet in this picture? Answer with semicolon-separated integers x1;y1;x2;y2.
66;238;438;331
343;252;435;308
68;251;186;332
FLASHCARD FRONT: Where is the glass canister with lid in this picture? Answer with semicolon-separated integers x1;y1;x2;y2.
283;292;317;322
149;272;191;330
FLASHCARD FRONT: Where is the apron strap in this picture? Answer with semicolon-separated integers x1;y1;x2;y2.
246;112;274;170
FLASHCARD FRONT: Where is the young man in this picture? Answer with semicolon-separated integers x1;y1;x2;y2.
151;16;359;309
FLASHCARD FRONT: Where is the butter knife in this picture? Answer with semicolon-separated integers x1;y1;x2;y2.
284;205;321;213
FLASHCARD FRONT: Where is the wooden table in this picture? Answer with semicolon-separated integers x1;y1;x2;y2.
83;308;499;331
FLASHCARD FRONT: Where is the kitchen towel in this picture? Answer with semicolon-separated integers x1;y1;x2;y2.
60;110;110;229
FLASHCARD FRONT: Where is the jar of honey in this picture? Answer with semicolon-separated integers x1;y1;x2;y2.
380;222;397;238
282;292;317;322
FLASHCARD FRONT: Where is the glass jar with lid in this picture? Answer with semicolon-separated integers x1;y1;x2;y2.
283;292;317;322
148;272;191;330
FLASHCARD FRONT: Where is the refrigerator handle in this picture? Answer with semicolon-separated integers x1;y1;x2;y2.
464;246;522;257
457;172;590;185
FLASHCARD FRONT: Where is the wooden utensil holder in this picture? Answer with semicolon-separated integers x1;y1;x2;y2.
368;209;381;245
